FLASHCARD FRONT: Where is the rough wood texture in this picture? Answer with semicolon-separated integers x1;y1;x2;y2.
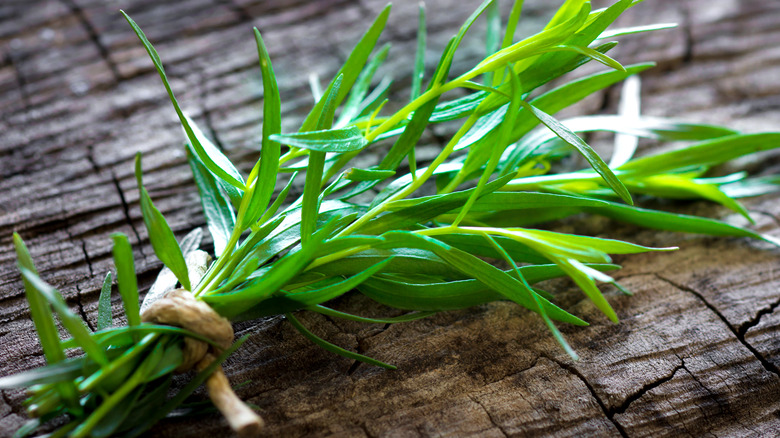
1;0;779;436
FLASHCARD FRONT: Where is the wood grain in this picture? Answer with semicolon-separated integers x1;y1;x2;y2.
1;0;779;436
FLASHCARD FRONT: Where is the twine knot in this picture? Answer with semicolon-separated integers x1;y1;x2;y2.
142;289;263;436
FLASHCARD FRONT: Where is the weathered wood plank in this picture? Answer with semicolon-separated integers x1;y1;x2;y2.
1;0;779;436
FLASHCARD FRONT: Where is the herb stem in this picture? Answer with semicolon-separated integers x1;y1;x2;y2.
335;115;478;238
305;244;373;271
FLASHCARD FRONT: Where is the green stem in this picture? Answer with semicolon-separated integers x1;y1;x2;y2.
194;230;242;296
305;244;373;271
335;115;478;238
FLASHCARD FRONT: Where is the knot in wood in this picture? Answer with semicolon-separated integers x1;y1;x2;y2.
141;288;233;372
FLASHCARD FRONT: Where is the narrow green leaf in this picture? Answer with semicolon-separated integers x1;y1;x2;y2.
311;305;435;324
121;11;245;191
13;234;66;365
434;0;495;85
300;74;343;244
471;2;589;76
188;149;236;257
492;0;525;86
20;269;108;366
345;168;396;181
453;68;523;225
286;312;396;369
97;272;113;331
0;356;86;388
13;233;81;412
235;29;283;231
13;419;41;438
410;4;427;100
300;4;392;131
378;232;587;325
518;99;633;204
483;0;501;86
359;173;515;234
135;154;191;290
258;172;297;225
110;233;141;327
618;133;780;176
551;44;626;72
484;233;577;359
270;126;368;153
234;257;393;320
338;43;391;126
597;23;678;40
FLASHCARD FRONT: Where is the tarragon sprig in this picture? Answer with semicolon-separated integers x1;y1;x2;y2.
3;0;779;436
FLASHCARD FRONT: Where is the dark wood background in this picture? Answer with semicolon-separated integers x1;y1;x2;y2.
1;0;779;436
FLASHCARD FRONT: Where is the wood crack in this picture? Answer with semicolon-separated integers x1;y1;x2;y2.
468;395;509;437
74;283;95;332
612;363;685;416
5;51;31;115
80;240;93;277
543;355;629;438
655;274;780;379
109;169;146;257
738;295;780;337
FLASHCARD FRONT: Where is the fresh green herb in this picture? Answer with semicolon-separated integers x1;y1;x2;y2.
4;1;779;436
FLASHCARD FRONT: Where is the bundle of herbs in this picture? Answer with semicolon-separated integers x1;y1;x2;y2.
3;0;780;436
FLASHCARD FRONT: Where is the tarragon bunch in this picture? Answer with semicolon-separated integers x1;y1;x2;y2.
3;0;780;436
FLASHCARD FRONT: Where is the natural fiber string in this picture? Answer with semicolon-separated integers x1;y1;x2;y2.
141;289;263;436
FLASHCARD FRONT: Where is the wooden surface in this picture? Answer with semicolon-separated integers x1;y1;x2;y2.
1;0;780;436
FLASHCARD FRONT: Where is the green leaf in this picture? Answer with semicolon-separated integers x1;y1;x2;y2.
484;233;577;359
97;272;113;331
433;0;495;85
286;312;396;369
492;0;525;86
123;336;249;438
483;0;501;86
270;126;368;153
240;28;283;230
337;43;391;126
410;4;427;100
345;168;396;182
597;23;678;39
300;4;392;131
300;74;343;244
204;222;337;314
471;2;589;76
517;99;633;204
188;148;236;257
378;231;586;325
111;233;141;327
452;67;523;225
234;257;393;320
618;133;780;176
13;234;66;365
0;356;86;388
13;234;81;413
121;11;245;191
135;153;191;290
312;305;435;324
359;173;515;234
20;269;108;366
